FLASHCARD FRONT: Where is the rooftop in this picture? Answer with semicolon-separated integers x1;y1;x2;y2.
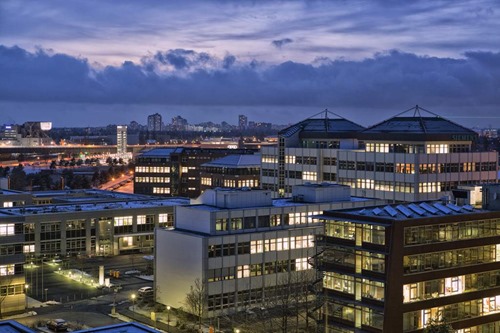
0;197;189;217
360;105;478;141
0;320;35;333
201;154;261;168
322;201;482;221
279;109;365;138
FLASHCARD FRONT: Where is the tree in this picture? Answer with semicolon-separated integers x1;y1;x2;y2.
424;318;454;333
185;278;207;331
9;164;27;190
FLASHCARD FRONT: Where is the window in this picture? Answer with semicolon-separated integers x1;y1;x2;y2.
216;218;228;231
0;264;14;276
114;216;133;226
0;224;15;236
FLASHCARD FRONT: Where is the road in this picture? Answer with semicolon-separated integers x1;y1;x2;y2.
99;173;134;192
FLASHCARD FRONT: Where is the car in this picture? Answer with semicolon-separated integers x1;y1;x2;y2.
47;319;68;332
137;286;154;299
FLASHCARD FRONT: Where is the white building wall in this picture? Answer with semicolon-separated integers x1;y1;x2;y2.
155;228;204;309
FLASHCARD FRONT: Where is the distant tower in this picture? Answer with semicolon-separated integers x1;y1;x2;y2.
148;113;162;132
238;114;248;130
117;125;127;154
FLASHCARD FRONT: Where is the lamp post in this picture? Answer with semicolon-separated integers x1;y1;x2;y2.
24;284;29;309
167;305;171;332
131;294;136;319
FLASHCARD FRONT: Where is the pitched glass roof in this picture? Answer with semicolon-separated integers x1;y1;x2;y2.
279;110;365;138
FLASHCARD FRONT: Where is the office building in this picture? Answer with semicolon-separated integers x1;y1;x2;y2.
116;125;127;154
200;154;261;192
0;189;187;316
315;199;500;332
261;107;498;201
239;114;248;130
155;184;385;318
148;113;162;132
134;148;256;198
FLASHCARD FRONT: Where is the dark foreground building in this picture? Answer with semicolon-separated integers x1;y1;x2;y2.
316;200;500;332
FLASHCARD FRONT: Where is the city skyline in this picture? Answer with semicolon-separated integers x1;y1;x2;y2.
1;0;500;127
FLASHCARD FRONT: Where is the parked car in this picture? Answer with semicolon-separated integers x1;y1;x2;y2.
137;286;154;299
47;319;68;332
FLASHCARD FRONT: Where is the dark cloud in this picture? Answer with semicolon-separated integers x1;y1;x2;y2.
1;45;500;113
271;38;293;49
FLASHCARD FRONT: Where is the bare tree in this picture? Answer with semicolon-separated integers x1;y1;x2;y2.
185;278;207;332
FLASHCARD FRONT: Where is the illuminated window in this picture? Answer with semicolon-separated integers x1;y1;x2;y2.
114;216;133;226
23;244;35;253
302;172;317;181
137;215;146;225
295;258;310;271
0;264;14;276
0;224;15;236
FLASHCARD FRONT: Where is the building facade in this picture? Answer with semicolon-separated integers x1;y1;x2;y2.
200;154;261;192
316;200;500;332
134;148;255;198
116;125;127;155
261;107;498;202
155;185;385;318
147;113;162;132
0;190;187;316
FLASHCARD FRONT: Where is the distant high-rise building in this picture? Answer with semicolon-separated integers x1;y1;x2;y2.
147;113;162;132
171;115;188;131
116;125;127;154
238;114;248;130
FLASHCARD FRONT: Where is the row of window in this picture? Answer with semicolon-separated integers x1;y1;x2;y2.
322;246;386;274
208;235;314;258
403;269;500;303
403;295;500;331
339;179;415;193
324;221;386;245
0;283;25;296
404;218;500;246
325;301;383;330
338;161;496;173
215;212;319;232
207;257;310;281
324;272;385;301
403;245;500;274
135;176;170;183
207;283;306;311
135;166;171;173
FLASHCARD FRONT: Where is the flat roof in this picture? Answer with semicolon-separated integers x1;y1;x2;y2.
186;196;374;211
0;197;189;216
201;154;261;168
0;320;36;333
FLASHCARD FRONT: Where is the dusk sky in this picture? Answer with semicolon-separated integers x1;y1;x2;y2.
1;0;500;127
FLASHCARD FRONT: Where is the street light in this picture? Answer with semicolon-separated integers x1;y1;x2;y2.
131;294;136;319
24;284;29;309
167;305;171;332
235;329;240;333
